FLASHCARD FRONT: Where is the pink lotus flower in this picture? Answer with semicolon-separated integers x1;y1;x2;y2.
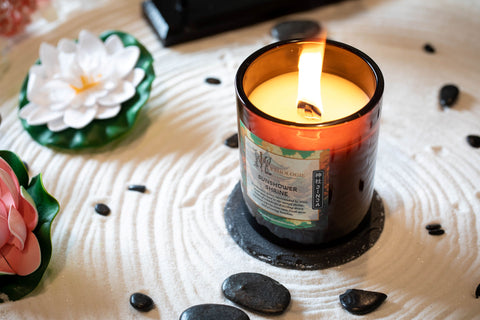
0;157;40;276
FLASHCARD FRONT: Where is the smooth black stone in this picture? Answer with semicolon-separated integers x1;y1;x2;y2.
179;304;249;320
428;229;445;236
130;292;154;312
224;182;385;270
475;283;480;298
128;184;147;193
205;77;221;85
423;43;436;53
222;272;290;314
439;84;459;109
94;203;111;216
425;223;441;231
271;20;321;41
466;135;480;148
339;289;387;315
225;133;239;148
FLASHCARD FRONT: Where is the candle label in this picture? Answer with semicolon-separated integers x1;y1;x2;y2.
240;121;329;229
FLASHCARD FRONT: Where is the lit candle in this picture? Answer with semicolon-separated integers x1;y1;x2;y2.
249;72;369;124
235;39;384;245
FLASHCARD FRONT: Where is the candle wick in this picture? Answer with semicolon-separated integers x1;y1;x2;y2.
297;100;322;119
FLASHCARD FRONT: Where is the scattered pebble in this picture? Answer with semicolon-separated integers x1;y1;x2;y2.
439;84;459;109
423;43;436;53
428;229;445;236
205;77;221;85
271;20;321;41
426;223;445;236
180;304;249;320
128;184;146;193
94;203;111;216
466;135;480;148
425;223;442;231
339;289;387;315
222;272;290;314
224;133;238;148
129;292;154;312
475;283;480;299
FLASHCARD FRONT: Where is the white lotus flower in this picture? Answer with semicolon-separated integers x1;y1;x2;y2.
19;30;145;132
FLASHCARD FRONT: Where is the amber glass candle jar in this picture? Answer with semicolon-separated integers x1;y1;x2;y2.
235;39;384;245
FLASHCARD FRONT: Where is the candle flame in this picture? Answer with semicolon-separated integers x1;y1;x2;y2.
296;32;327;120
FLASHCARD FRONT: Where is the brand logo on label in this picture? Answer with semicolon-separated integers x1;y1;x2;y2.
254;150;272;175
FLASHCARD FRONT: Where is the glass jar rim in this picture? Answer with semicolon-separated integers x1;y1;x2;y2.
235;39;384;127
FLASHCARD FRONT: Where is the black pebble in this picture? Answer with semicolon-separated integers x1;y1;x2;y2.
340;289;387;315
466;135;480;148
428;229;445;236
271;20;321;41
130;292;154;312
222;272;290;314
94;203;111;216
22;161;29;172
128;184;146;193
425;223;442;231
475;283;480;299
439;84;459;109
180;304;249;320
225;133;238;148
423;43;436;53
205;77;221;85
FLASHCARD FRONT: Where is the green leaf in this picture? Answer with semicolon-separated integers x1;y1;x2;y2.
0;151;60;302
18;30;155;150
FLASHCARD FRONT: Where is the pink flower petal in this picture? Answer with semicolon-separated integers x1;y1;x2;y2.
0;200;9;249
0;168;19;209
0;158;20;191
0;255;15;275
19;187;38;232
8;206;27;251
1;232;41;276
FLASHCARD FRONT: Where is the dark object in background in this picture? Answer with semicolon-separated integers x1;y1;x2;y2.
271;20;321;41
466;135;480;148
142;0;345;46
423;43;435;53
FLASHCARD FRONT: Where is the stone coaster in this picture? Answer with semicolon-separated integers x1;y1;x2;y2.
224;182;385;270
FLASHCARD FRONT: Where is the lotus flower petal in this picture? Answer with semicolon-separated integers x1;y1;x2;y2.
0;254;15;275
39;43;59;75
112;46;140;79
47;118;69;132
0;232;41;276
0;200;9;248
58;38;76;53
95;104;121;119
104;34;123;54
64;106;97;129
98;81;135;106
0;158;20;191
19;186;38;232
8;206;27;251
126;68;145;87
0;168;19;209
77;30;107;74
